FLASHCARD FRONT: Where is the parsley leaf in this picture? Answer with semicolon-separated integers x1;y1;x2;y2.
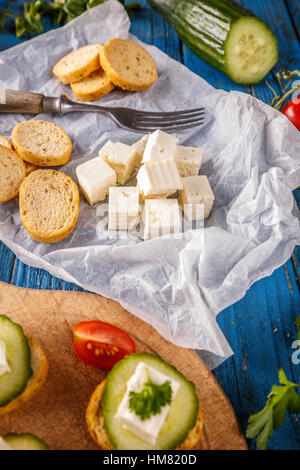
246;369;300;450
129;369;172;421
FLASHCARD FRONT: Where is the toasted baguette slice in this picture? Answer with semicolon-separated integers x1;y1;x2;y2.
0;337;49;416
86;380;203;450
71;68;115;101
0;135;12;149
0;144;26;203
19;169;80;243
100;38;157;91
11;120;72;167
5;137;36;175
53;44;102;84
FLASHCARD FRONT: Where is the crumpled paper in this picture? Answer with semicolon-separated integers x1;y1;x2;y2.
0;0;299;369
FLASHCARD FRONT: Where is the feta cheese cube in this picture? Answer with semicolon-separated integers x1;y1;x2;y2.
142;130;178;164
131;134;149;168
76;157;116;205
108;186;140;231
174;145;202;177
142;199;181;240
0;340;10;377
99;141;137;185
179;175;214;221
137;158;183;198
115;362;180;445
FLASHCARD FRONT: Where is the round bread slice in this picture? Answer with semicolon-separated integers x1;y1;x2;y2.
0;144;26;203
0;135;12;149
71;68;115;101
53;44;102;84
86;380;203;450
100;38;158;91
11;120;72;167
19;169;80;243
0;337;49;416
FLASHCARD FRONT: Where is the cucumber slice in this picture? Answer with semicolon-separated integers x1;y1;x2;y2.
3;433;49;450
225;17;278;85
0;315;32;406
103;353;199;450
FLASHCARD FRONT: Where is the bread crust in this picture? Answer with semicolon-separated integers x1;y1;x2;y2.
0;135;12;149
0;337;49;416
19;169;80;244
86;379;203;450
11;120;72;167
53;45;102;84
0;144;26;203
100;39;158;91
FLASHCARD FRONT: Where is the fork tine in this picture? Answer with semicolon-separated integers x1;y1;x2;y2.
135;111;205;125
135;107;204;118
132;118;205;133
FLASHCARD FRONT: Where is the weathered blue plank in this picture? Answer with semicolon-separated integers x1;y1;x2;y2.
216;260;300;450
0;241;15;283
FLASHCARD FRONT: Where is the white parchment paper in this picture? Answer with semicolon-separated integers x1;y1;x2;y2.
0;0;299;369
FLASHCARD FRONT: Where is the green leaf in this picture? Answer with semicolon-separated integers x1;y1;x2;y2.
256;408;273;451
129;369;172;421
295;316;300;328
246;369;300;450
0;8;17;30
87;0;107;9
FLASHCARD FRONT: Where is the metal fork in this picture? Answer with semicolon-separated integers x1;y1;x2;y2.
0;89;205;133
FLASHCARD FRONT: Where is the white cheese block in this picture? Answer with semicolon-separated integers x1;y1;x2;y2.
99;141;137;185
142;199;181;240
131;134;149;168
179;175;214;221
76;157;116;205
108;186;140;231
174;145;202;177
0;340;10;377
137;158;183;198
0;437;11;450
142;130;178;164
115;362;180;445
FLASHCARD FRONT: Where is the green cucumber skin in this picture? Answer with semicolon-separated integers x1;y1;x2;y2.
4;433;49;450
0;315;32;406
147;0;278;84
103;353;199;450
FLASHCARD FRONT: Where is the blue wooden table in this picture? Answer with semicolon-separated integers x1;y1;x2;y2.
0;0;299;450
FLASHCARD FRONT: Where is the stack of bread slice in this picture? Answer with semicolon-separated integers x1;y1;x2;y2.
0;120;80;244
53;39;158;102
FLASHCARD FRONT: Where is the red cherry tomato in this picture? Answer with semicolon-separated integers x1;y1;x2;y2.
281;93;300;131
74;320;136;369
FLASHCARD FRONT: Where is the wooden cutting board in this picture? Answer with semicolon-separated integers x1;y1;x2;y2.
0;282;247;450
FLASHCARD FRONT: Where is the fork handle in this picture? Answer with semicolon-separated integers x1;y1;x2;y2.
0;89;44;114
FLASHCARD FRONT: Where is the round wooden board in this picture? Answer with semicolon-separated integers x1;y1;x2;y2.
0;282;247;450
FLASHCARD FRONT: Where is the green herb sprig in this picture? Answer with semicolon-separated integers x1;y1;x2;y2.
129;369;172;421
0;0;140;38
246;369;300;450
